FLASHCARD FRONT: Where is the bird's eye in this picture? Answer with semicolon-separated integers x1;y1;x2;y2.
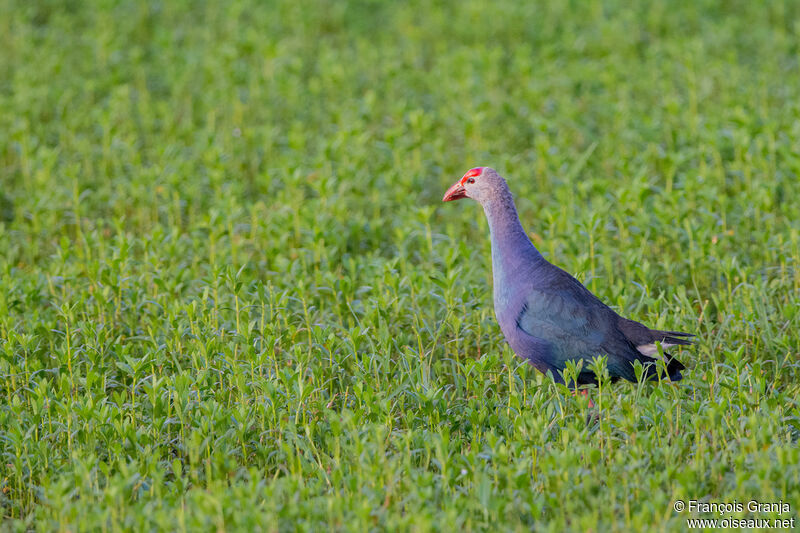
467;178;475;184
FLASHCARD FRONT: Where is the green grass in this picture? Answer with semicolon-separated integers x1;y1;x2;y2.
2;0;800;530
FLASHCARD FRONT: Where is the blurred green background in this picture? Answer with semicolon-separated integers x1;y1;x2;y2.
1;1;799;531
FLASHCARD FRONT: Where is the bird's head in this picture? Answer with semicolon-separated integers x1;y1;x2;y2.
442;167;503;204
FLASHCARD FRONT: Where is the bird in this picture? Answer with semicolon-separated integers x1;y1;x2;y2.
442;167;693;387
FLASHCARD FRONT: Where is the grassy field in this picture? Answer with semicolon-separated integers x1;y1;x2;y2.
2;0;800;530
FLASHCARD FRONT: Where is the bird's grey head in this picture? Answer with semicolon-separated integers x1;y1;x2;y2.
442;167;508;205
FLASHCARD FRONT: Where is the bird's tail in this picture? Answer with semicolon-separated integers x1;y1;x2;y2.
653;329;695;347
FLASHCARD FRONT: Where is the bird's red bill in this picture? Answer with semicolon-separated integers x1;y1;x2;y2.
442;181;467;202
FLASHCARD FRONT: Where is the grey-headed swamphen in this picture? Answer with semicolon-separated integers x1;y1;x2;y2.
443;167;693;387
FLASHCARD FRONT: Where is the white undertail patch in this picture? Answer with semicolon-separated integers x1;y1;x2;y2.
637;343;676;359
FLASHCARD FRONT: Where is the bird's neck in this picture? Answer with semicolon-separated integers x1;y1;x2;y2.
482;190;542;293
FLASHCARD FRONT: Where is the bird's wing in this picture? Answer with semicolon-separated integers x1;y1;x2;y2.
515;265;654;381
515;285;615;355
